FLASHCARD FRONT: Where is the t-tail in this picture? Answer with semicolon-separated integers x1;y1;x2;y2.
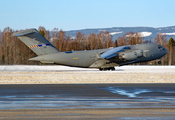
12;29;59;55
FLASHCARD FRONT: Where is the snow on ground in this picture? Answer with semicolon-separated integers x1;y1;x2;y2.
0;65;174;72
109;31;123;35
0;65;175;84
162;32;175;35
0;65;91;71
126;32;152;37
139;32;152;37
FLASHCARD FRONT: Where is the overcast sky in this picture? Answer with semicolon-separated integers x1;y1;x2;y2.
0;0;174;31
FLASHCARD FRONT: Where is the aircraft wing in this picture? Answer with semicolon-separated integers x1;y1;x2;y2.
101;46;126;59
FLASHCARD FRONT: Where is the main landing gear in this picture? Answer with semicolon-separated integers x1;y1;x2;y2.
99;67;115;71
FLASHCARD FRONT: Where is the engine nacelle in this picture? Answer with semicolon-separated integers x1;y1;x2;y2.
119;51;137;61
135;50;143;58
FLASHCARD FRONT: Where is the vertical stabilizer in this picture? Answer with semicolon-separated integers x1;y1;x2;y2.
12;29;59;55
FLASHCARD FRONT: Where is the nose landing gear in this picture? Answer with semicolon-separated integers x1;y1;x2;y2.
158;60;161;64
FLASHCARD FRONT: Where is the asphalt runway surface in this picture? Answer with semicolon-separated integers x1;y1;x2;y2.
1;84;175;119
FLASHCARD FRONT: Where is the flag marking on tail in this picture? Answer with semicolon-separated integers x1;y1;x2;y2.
28;44;50;48
38;44;50;47
29;45;38;48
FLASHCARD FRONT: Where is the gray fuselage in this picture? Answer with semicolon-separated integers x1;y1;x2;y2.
30;44;167;68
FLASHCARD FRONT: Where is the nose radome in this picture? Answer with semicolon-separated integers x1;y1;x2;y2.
163;47;167;55
165;48;167;54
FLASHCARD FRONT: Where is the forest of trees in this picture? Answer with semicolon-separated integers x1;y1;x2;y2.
0;26;175;65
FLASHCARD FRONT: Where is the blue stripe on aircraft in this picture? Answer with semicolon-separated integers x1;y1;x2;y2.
38;44;50;47
65;51;73;54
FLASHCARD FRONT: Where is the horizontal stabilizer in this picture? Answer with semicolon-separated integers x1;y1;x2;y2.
29;55;54;64
40;61;54;64
16;32;35;37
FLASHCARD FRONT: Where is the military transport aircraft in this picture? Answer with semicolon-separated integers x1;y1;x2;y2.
12;29;167;71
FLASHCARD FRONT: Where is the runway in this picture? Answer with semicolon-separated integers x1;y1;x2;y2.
1;84;175;119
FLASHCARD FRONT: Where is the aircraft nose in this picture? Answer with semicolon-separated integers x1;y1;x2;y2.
162;47;167;56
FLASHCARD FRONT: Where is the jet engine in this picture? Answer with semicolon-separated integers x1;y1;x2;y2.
135;50;143;58
119;51;137;61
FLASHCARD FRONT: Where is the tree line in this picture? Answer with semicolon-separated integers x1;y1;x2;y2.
0;26;174;65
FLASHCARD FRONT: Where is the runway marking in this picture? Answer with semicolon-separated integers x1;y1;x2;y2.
103;87;151;97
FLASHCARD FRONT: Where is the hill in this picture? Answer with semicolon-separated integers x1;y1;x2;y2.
65;26;175;41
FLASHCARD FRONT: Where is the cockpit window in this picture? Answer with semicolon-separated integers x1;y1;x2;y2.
158;45;162;49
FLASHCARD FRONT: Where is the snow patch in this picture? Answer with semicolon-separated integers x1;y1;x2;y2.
139;32;152;37
110;31;123;35
162;33;175;35
98;30;106;32
126;32;152;37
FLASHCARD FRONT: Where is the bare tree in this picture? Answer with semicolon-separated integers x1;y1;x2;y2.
168;37;175;65
154;33;168;65
117;32;143;46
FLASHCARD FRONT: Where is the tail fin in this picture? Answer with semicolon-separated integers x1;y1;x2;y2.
12;29;59;55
